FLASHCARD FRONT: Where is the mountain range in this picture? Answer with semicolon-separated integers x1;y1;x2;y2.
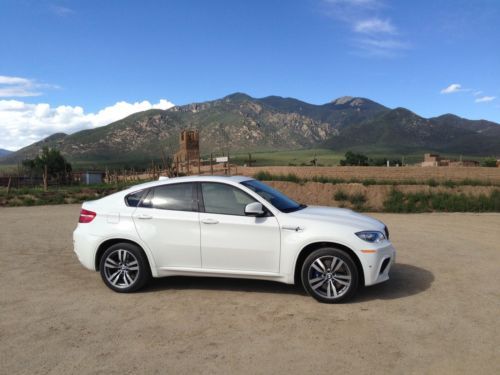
0;148;13;157
1;93;499;165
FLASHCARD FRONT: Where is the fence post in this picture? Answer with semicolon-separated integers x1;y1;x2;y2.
43;165;48;192
6;177;11;196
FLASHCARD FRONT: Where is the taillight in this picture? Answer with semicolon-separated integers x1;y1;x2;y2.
79;209;96;223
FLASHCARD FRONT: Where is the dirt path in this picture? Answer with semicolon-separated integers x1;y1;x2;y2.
1;205;499;374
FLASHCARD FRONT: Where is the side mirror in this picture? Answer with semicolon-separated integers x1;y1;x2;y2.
245;202;265;216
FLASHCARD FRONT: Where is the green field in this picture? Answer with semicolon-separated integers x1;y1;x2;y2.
228;148;483;167
0;148;489;173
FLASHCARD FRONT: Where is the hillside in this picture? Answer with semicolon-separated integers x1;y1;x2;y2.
2;93;499;165
0;148;13;157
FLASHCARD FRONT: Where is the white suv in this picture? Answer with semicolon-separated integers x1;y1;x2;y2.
73;176;395;303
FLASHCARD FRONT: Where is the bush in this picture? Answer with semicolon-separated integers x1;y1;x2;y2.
339;151;369;166
22;197;36;206
349;193;367;205
427;178;438;187
253;171;273;181
482;157;498;167
334;190;349;201
442;180;457;188
383;189;500;213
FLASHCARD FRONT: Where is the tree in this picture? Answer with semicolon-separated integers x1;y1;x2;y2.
339;151;369;166
22;147;72;186
482;157;498;168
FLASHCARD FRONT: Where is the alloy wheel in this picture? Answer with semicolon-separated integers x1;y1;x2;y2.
307;255;352;299
103;249;140;289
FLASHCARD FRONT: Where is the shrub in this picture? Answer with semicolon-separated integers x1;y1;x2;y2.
22;197;36;206
442;180;457;188
482;157;498;167
334;190;349;201
253;171;273;181
383;189;500;213
349;193;366;205
427;178;438;187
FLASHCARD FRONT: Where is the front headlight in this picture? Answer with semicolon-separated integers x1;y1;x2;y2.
355;231;386;243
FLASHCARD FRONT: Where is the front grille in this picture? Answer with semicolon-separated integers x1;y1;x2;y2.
384;226;390;240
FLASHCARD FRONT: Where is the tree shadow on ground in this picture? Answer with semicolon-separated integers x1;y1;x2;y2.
143;263;434;302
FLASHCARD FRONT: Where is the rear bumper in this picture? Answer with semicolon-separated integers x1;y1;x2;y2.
73;226;100;271
361;243;396;286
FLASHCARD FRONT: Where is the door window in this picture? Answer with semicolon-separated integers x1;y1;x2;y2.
142;183;197;211
201;183;256;216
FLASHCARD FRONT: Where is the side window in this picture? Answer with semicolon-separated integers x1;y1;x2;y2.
140;189;154;208
125;189;145;207
201;183;256;216
143;183;197;211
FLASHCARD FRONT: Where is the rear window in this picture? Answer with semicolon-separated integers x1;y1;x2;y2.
125;189;146;207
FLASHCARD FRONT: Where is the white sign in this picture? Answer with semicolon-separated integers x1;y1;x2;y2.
215;156;228;163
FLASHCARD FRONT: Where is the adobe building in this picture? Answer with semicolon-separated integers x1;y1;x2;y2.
421;153;479;167
421;153;442;167
174;130;200;163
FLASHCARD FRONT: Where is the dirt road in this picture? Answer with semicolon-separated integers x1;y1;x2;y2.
1;205;499;374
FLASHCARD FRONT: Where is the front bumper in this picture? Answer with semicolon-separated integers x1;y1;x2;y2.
360;243;396;286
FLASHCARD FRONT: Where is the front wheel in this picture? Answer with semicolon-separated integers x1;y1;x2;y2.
99;243;151;293
301;248;359;303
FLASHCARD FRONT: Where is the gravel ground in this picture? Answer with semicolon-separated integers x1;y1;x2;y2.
1;205;499;374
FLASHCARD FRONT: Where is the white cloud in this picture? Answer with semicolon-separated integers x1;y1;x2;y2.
50;5;75;16
354;37;409;57
0;99;175;151
440;83;463;94
354;18;395;34
440;83;496;104
322;0;407;57
0;75;57;98
475;96;495;103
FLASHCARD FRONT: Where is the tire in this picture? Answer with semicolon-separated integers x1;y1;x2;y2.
301;248;359;303
99;242;151;293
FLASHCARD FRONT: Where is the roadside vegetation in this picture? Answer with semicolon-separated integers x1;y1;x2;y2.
334;190;368;210
384;189;500;213
252;171;500;212
0;181;138;207
252;171;499;187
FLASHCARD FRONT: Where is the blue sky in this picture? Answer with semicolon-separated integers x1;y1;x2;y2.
0;0;499;150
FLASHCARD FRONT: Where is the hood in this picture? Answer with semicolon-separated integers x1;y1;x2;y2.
288;205;385;231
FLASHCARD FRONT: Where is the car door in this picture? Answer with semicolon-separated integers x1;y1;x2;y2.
133;182;201;269
199;182;281;273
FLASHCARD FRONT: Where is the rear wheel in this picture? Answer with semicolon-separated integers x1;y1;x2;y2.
301;248;359;303
99;243;151;293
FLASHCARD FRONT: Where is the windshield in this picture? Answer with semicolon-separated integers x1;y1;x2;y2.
241;179;306;213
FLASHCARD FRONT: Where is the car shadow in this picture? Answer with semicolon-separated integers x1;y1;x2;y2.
353;263;434;303
144;275;304;295
142;263;434;302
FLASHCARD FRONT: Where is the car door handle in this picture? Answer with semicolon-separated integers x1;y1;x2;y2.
201;218;219;224
136;214;153;220
282;225;304;232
